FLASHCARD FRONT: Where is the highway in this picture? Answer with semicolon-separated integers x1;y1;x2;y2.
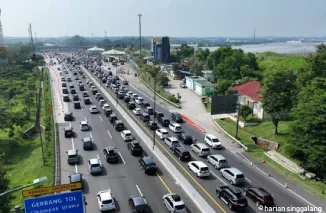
91;61;322;213
49;57;201;213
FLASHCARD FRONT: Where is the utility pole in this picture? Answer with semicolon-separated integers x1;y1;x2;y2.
152;75;157;150
28;23;34;51
105;31;107;39
138;14;142;56
235;103;240;139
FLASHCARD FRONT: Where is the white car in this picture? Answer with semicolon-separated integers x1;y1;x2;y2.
155;128;169;140
121;130;133;141
80;121;90;131
133;108;142;115
102;103;110;110
135;97;144;105
169;123;183;133
163;193;187;213
88;158;103;174
97;190;116;211
204;134;222;149
89;105;99;113
164;137;181;149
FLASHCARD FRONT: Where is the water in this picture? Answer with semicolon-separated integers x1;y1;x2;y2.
171;42;326;54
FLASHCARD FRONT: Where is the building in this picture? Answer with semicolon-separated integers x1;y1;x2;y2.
194;81;215;96
161;36;170;64
232;81;268;120
152;36;170;64
87;47;105;56
201;70;214;82
153;42;162;61
151;37;161;54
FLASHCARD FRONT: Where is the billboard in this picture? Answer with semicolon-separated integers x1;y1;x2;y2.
211;95;238;115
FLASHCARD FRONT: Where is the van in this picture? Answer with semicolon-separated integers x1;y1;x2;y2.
188;161;210;178
158;117;170;127
204;134;222;149
113;120;125;131
173;146;191;161
220;168;245;185
190;143;210;157
140;113;150;122
207;155;228;170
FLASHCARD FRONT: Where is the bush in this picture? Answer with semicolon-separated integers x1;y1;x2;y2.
167;95;179;103
284;144;306;161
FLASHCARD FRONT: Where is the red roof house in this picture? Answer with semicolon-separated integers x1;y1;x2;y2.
232;81;262;102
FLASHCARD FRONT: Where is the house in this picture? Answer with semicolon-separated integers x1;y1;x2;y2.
185;76;207;90
232;81;268;120
201;70;214;82
194;81;215;96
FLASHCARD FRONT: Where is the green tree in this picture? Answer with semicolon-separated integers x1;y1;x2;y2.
291;78;326;176
0;157;10;213
240;105;253;121
261;68;298;134
316;43;326;53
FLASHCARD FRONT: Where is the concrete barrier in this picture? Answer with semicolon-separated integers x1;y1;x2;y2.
180;114;206;133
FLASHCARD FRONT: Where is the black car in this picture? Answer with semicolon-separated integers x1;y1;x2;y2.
113;120;125;131
73;95;79;101
64;112;73;121
68;173;83;191
124;95;130;103
63;94;70;102
154;111;164;118
216;186;248;210
158;117;170;127
243;187;274;207
141;102;150;109
103;146;119;163
146;121;158;130
127;102;136;110
140;113;150;122
64;127;73;138
177;133;193;144
171;112;184;123
109;113;118;123
70;89;76;94
128;195;149;213
173;146;191;161
123;80;128;85
74;101;81;109
104;108;113;117
84;97;91;104
139;156;157;174
127;140;143;156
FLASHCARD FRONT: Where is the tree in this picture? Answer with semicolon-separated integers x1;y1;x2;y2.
240;105;253;121
316;43;326;53
291;78;326;176
0;155;10;213
261;68;298;134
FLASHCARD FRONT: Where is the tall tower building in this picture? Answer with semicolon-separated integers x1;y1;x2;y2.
0;9;8;66
161;36;170;64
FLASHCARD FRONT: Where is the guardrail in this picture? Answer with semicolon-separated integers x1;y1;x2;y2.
180;114;206;133
213;120;248;151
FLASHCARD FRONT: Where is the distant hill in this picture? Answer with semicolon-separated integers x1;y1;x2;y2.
63;35;92;47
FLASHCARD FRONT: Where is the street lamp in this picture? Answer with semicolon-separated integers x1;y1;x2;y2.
0;176;47;197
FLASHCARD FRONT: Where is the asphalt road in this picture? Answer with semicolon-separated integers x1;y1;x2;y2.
53;60;200;213
92;62;322;213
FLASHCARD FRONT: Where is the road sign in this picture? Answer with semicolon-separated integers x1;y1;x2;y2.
22;183;82;197
24;191;84;213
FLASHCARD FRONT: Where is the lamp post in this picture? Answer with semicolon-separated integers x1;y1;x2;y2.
138;14;142;57
0;176;47;197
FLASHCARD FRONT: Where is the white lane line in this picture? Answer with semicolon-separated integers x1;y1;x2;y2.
90;132;93;139
97;154;100;159
136;185;143;196
69;122;71;127
75;164;78;173
71;138;75;150
210;170;227;185
107;130;112;138
84;117;87;121
245;177;252;183
99;116;103;121
81;107;84;111
118;152;126;164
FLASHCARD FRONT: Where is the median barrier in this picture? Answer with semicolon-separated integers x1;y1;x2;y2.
180;114;206;133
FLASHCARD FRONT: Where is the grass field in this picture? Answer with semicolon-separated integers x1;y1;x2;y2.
216;118;326;200
1;68;55;207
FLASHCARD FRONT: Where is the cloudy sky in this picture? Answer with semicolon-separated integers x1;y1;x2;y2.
1;0;326;37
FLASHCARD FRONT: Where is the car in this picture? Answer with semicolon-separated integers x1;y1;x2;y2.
244;188;275;207
171;112;184;123
204;134;222;149
146;121;158;130
169;123;183;133
128;195;149;213
97;190;116;211
69;83;74;88
162;193;187;213
155;128;169;140
74;76;79;80
74;101;81;109
66;149;80;164
173;146;191;161
180;82;187;88
73;94;79;101
103;146;119;163
102;103;110;110
82;137;93;150
135;97;144;105
139;156;157;174
68;173;83;190
139;113;150;122
121;130;133;142
84;97;91;104
64;112;73;121
133;108;142;115
113;120;125;131
207;155;229;170
158;117;170;127
88;157;103;175
124;95;130;103
144;106;154;115
220;167;245;185
104;108;113;117
127;101;136;110
80;120;90;131
216;186;248;210
122;80;128;85
177;133;193;144
82;91;89;97
188;161;210;178
127;140;143;156
190;143;210;157
109;113;118;123
154;111;164;118
164;137;182;149
63;94;70;102
89;105;99;113
141;102;150;109
86;79;90;84
64;127;73;138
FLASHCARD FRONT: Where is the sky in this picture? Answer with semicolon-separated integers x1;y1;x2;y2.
1;0;326;38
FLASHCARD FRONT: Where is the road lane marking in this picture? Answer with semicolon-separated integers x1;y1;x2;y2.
99;116;103;121
69;122;71;127
210;170;227;185
118;152;126;164
136;185;143;196
245;177;252;183
85;66;228;213
71;138;75;150
156;172;172;194
107;130;112;138
75;164;78;173
81;107;83;111
97;154;100;159
90;132;93;139
84;117;87;121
